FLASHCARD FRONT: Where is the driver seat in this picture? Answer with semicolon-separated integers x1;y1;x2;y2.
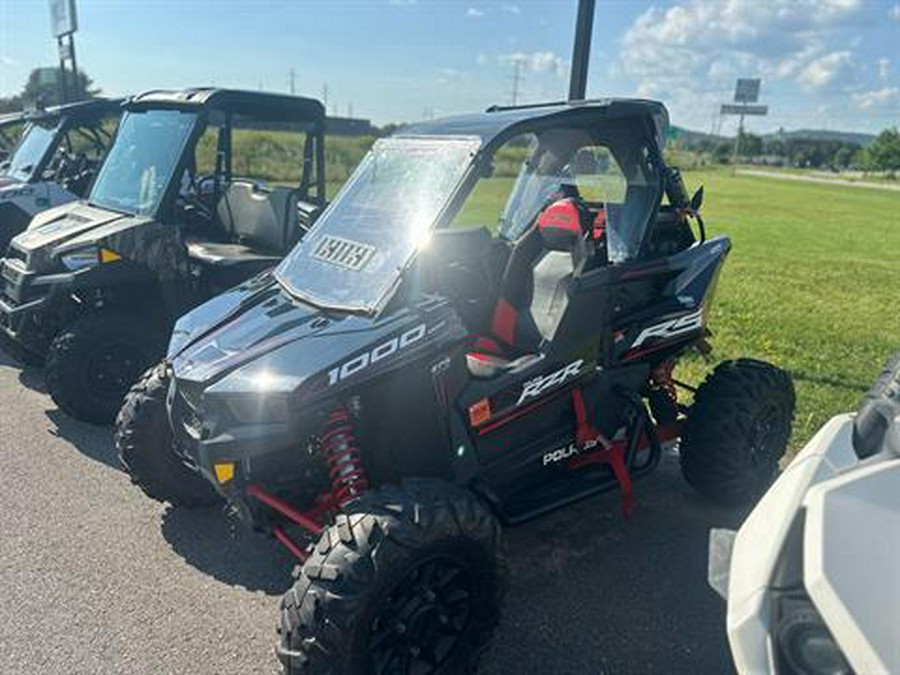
467;197;591;378
186;181;300;275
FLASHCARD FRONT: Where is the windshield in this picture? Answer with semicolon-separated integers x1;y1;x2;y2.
500;124;661;262
275;136;480;312
5;121;58;182
90;109;196;215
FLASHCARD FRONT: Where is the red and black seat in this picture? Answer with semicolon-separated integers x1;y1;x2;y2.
467;197;592;377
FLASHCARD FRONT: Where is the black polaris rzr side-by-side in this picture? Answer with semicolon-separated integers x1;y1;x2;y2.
117;99;795;674
0;98;123;253
0;88;326;423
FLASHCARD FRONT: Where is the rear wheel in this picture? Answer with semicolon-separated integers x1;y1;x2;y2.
680;359;795;504
116;364;220;507
278;479;506;675
46;311;165;425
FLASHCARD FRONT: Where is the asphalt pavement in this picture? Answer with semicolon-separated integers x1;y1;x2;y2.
0;345;744;674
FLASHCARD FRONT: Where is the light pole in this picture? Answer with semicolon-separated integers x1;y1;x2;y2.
568;0;595;101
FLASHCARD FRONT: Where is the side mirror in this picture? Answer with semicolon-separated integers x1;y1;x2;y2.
690;186;704;212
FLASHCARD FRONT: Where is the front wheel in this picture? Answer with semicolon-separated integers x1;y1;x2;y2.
46;311;166;425
680;359;795;504
116;364;221;508
277;479;506;675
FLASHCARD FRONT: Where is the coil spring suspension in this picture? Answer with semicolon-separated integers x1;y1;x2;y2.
321;406;369;508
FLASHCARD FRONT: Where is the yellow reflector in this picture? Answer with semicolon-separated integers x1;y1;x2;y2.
213;462;235;483
99;248;121;263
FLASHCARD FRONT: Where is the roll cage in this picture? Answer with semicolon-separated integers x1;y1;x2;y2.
1;98;123;183
277;98;680;317
121;88;327;222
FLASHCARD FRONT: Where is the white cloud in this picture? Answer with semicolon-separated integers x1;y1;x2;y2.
618;0;866;126
438;67;467;85
853;87;900;110
466;7;484;17
476;53;488;66
797;51;855;89
890;4;900;21
502;4;521;14
500;51;567;78
0;55;19;67
388;0;417;5
878;58;891;81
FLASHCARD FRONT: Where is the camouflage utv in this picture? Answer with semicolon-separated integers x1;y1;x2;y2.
0;88;326;423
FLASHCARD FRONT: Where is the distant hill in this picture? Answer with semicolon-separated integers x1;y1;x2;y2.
668;125;876;148
763;129;876;147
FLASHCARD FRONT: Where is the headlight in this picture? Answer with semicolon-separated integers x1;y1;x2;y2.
59;247;99;271
776;598;851;675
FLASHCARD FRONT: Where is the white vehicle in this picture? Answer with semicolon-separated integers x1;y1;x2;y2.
0;99;122;252
710;354;900;675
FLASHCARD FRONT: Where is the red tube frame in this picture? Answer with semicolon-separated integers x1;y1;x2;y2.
246;485;324;536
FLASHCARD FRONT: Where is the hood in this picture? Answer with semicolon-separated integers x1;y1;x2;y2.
170;276;465;409
10;201;135;271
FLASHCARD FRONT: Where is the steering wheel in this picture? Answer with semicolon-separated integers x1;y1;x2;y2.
180;171;217;223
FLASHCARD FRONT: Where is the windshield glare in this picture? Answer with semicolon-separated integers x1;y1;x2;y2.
5;122;58;182
90;109;196;216
276;136;480;312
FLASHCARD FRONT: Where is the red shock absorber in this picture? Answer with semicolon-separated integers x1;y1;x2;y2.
321;405;369;508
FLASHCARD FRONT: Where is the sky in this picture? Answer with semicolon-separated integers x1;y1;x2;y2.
0;0;898;135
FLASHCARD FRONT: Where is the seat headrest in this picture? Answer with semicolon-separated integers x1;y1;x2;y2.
537;198;587;252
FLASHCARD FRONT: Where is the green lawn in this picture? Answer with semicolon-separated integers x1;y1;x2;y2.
677;169;900;453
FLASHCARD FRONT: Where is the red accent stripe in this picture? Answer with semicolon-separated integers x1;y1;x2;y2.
477;386;571;436
491;297;517;346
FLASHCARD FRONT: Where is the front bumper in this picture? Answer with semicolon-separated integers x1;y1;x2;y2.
166;373;310;501
0;256;74;352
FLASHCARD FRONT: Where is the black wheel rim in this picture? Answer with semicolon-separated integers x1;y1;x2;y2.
86;342;146;399
368;556;473;675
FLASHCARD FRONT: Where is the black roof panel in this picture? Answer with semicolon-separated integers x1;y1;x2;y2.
127;87;325;123
399;98;669;150
24;97;124;123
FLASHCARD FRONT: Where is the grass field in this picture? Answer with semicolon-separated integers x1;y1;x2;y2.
676;169;899;453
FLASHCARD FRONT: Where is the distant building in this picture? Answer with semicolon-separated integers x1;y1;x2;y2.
326;116;375;136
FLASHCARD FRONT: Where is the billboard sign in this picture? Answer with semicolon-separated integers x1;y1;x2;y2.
721;104;768;116
49;0;77;37
734;78;761;103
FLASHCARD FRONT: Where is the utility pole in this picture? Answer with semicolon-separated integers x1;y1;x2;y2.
348;102;353;118
322;82;329;109
509;59;522;106
289;69;296;95
568;0;595;101
50;0;79;103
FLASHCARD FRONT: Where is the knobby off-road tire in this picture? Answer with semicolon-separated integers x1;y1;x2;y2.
680;359;795;504
115;364;220;507
46;311;166;425
278;479;506;675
